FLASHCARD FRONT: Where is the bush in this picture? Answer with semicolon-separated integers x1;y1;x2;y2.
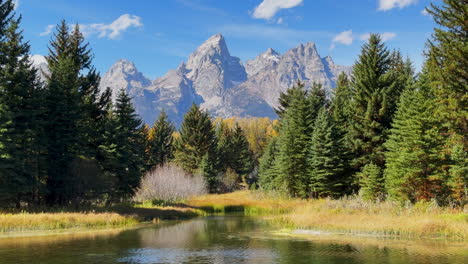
133;164;208;203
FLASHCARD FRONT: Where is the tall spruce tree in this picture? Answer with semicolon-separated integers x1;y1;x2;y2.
384;84;446;202
0;1;46;206
43;21;85;205
308;108;348;198
43;21;110;204
217;122;254;178
258;137;281;191
174;104;218;174
348;34;402;196
112;89;146;199
147;111;175;169
230;124;254;177
330;72;352;127
425;0;467;203
276;83;321;197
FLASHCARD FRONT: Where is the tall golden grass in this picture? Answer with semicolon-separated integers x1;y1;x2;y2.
0;212;138;233
187;191;468;240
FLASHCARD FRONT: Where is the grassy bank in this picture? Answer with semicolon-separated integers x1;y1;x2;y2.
186;191;468;240
0;202;205;235
186;190;305;215
1;191;467;240
0;212;138;233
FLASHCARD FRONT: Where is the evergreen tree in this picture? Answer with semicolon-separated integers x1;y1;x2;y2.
330;72;352;127
198;152;219;193
258;137;281;191
276;83;319;197
425;0;467;203
384;84;446;202
174;104;217;174
308;108;347;198
0;2;46;206
348;34;401;188
216;122;254;179
147;111;175;169
358;163;385;201
112;89;146;199
44;21;86;204
230;124;254;177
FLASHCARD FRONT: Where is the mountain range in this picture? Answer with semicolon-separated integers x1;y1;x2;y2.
33;34;351;126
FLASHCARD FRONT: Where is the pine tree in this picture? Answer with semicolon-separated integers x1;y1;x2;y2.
348;34;401;190
230;123;254;177
425;0;467;203
198;152;219;193
174;104;217;174
0;2;46;206
308;108;347;198
147;111;175;169
276;83;319;197
384;84;446;202
112;89;146;199
330;72;352;127
358;163;385;201
216;122;254;179
258;137;281;191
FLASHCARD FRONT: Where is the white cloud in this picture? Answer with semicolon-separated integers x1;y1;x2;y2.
39;25;54;37
378;0;418;11
13;0;19;10
277;17;284;24
253;0;303;20
331;30;353;49
80;14;142;39
360;32;397;42
38;14;142;40
421;8;429;16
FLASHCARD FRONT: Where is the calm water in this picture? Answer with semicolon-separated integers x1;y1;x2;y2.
0;216;467;264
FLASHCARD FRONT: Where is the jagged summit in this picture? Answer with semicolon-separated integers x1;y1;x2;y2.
245;48;281;77
100;59;151;102
99;35;351;125
185;34;247;101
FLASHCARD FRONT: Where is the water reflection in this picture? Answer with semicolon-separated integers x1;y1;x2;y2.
0;216;466;264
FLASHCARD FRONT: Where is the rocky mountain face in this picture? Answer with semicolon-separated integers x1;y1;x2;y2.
34;34;350;126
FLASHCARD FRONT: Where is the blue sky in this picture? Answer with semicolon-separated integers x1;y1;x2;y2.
16;0;436;79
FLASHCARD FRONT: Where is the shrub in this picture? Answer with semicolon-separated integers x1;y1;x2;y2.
133;164;208;203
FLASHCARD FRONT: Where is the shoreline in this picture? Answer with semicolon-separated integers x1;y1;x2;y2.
1;191;467;241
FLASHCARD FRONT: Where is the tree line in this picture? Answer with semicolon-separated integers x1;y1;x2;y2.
0;0;256;208
0;0;465;208
258;0;466;205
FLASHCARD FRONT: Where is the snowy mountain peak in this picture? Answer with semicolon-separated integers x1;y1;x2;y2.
30;54;47;66
185;33;247;100
288;42;319;58
99;36;350;126
108;59;140;75
100;59;151;101
245;48;281;77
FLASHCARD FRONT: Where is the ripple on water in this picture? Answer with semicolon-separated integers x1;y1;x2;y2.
119;247;278;264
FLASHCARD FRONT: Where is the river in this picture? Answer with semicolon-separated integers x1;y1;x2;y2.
0;216;466;264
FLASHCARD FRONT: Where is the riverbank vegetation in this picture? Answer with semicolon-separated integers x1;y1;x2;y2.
0;212;137;233
187;191;468;240
0;0;466;241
